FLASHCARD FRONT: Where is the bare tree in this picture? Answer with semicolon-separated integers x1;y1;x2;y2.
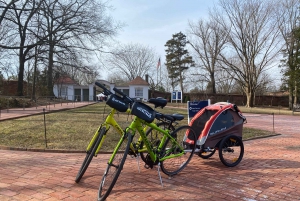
187;17;228;94
0;0;43;96
215;0;281;107
0;0;121;97
107;43;157;81
215;69;236;94
38;0;120;96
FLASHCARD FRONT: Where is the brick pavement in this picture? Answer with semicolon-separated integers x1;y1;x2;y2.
1;106;300;200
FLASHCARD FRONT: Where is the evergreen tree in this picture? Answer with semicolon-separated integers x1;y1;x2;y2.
165;32;195;92
280;26;300;107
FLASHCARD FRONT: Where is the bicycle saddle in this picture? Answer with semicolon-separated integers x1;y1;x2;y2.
168;114;184;121
148;97;167;108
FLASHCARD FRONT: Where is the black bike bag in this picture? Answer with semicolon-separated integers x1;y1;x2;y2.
131;102;155;123
106;94;129;112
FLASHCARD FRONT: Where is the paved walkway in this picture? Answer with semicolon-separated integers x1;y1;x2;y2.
0;101;94;121
1;105;300;200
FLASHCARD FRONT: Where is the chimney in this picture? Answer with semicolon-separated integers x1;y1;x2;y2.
145;74;149;83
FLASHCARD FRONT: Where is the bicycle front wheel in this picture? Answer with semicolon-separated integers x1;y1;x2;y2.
98;132;132;201
160;126;196;176
75;127;106;183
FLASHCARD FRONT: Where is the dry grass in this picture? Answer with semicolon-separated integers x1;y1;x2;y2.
0;102;276;151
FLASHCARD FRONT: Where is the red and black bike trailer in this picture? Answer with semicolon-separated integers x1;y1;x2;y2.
184;102;247;167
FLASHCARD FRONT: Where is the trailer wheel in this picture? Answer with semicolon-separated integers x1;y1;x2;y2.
218;135;244;167
199;148;216;159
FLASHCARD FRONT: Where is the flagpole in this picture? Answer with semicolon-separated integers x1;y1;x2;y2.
160;57;162;86
157;57;161;88
157;64;158;87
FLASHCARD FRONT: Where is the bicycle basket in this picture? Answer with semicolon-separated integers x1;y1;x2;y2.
131;102;155;123
106;94;129;112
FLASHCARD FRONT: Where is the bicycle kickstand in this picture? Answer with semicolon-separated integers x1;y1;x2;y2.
157;162;164;187
136;153;141;173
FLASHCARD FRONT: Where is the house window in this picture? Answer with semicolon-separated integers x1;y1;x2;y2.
60;87;67;97
135;87;143;97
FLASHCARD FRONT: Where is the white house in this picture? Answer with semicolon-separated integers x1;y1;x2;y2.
53;76;149;101
53;76;94;101
96;76;149;101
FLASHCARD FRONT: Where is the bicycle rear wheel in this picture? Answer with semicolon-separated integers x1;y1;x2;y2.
218;135;244;167
75;127;106;183
160;126;196;176
98;132;132;201
140;122;175;163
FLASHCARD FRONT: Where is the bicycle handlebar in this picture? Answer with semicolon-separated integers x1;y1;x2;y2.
95;82;113;96
113;87;134;104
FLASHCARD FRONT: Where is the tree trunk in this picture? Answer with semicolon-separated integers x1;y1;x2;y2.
289;86;293;110
294;81;297;105
245;85;255;107
210;73;216;94
17;47;25;96
31;45;38;100
47;43;55;97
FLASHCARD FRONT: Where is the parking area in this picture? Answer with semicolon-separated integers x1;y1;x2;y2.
1;111;300;200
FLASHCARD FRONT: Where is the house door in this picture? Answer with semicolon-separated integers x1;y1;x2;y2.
74;89;81;101
123;89;129;96
83;89;89;101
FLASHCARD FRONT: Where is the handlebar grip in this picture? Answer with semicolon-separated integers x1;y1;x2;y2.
113;87;133;103
95;82;113;95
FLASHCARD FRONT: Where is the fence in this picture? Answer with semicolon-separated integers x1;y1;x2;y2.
0;101;286;152
0;103;130;151
150;90;290;107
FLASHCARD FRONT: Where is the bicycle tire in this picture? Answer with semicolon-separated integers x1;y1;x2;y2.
75;127;106;183
160;125;196;176
98;132;132;201
218;135;244;167
140;122;175;163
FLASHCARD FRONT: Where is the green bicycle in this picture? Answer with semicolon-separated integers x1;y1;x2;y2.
75;82;182;183
98;88;197;201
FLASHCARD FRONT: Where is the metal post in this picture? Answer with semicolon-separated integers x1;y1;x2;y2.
272;112;275;133
43;108;48;148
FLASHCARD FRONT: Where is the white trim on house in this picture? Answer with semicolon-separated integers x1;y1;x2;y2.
53;84;94;101
96;79;149;101
53;77;149;102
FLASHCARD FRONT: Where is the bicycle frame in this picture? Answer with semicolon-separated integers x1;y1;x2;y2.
86;106;149;156
107;115;184;165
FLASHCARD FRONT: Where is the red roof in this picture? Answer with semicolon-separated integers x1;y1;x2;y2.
128;76;149;86
55;76;78;85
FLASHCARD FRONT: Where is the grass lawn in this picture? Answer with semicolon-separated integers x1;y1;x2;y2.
0;102;277;151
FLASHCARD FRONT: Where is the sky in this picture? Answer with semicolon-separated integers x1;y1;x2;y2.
105;0;282;85
104;0;217;79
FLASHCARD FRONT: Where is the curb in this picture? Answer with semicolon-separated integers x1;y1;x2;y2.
0;145;114;154
243;133;281;141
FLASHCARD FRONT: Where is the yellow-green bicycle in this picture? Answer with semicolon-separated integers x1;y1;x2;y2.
98;87;197;201
75;82;183;183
